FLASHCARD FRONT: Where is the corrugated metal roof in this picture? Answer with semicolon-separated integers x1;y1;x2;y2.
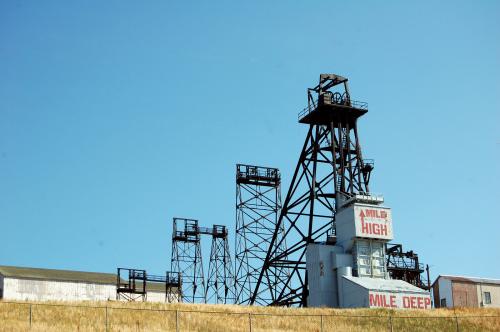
435;275;500;286
343;276;428;293
0;265;117;285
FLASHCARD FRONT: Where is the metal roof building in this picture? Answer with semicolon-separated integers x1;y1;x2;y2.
432;275;500;308
0;265;178;303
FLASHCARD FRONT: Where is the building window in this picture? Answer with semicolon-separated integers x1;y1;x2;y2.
484;292;491;304
440;298;447;307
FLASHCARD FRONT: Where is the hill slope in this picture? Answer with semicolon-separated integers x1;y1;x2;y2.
1;300;499;331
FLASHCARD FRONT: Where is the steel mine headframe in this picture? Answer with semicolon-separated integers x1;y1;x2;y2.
250;74;374;307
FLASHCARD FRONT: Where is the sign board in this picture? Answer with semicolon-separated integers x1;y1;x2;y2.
368;291;431;309
353;205;393;241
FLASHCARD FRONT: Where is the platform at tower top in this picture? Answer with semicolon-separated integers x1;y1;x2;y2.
298;97;368;125
236;164;280;187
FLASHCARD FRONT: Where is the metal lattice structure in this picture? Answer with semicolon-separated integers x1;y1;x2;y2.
206;225;236;304
116;268;147;302
251;74;374;306
116;268;181;302
171;218;206;303
234;164;289;305
386;244;430;290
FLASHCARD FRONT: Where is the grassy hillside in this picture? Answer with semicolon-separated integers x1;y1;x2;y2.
0;300;499;331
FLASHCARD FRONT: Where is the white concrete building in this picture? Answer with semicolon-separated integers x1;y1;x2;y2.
306;193;431;309
432;275;500;308
0;265;179;303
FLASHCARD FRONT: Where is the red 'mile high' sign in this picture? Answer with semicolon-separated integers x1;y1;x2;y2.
354;205;393;240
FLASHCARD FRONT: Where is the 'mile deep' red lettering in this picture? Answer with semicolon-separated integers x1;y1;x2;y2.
403;296;431;309
369;294;394;308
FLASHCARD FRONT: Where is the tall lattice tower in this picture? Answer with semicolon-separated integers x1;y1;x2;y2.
205;225;236;304
171;218;206;303
251;74;374;306
234;164;289;305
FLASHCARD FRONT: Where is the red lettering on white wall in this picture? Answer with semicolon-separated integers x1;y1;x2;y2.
403;296;410;308
369;294;381;307
371;292;430;309
390;295;396;308
360;209;389;221
361;220;388;236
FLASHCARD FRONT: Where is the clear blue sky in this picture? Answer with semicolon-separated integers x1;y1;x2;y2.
1;1;499;283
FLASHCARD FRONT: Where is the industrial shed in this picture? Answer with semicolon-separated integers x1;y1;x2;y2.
432;275;500;308
0;265;179;303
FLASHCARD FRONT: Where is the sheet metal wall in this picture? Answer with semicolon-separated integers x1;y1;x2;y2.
3;277;116;301
1;277;179;303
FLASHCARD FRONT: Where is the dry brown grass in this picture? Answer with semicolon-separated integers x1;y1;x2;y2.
0;300;499;332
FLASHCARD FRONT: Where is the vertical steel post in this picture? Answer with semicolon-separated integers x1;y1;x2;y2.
426;264;431;290
176;310;179;332
248;313;252;332
320;315;323;332
455;315;460;332
29;303;32;329
389;315;393;332
105;306;108;332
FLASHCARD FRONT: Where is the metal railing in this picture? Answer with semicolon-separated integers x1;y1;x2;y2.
236;164;280;183
0;300;498;331
298;98;369;121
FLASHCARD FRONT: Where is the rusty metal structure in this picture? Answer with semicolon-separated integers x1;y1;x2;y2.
250;74;374;306
171;218;206;303
386;244;430;290
116;268;181;302
206;225;236;304
234;164;289;305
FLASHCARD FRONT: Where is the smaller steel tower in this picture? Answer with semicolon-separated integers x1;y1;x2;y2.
171;218;206;303
234;164;289;305
116;268;182;303
206;225;236;304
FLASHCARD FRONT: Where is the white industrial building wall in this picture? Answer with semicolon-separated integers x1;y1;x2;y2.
306;244;341;307
1;276;180;303
115;291;179;303
437;278;453;308
147;291;179;303
339;277;368;308
2;277;116;302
